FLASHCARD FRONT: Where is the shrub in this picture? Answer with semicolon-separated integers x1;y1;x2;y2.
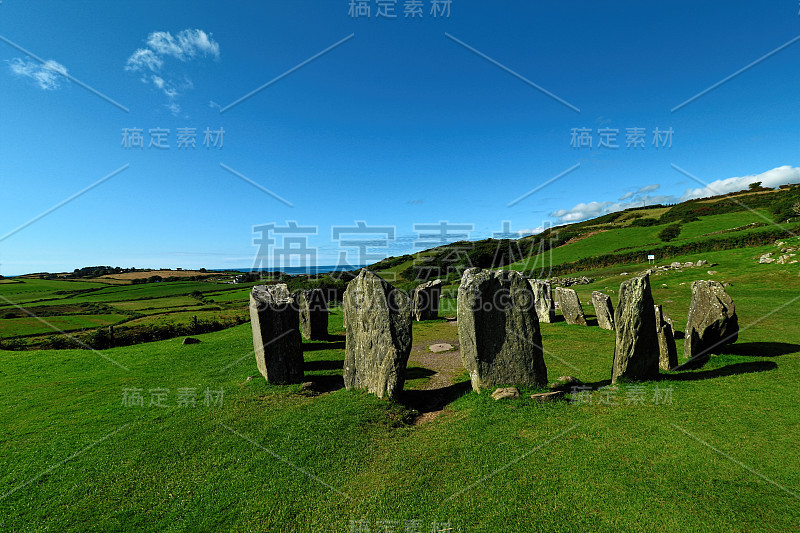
658;224;682;242
630;218;658;227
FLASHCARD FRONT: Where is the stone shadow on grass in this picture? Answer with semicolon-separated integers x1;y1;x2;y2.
304;359;344;371
583;360;777;388
302;340;346;352
720;342;800;358
405;367;437;381
306;374;345;393
660;360;777;381
401;380;473;414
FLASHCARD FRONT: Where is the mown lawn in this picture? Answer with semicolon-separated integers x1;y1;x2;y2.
1;244;799;531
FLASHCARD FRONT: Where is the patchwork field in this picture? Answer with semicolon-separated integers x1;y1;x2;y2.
0;278;254;348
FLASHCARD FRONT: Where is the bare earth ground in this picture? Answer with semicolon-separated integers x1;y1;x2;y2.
405;319;466;424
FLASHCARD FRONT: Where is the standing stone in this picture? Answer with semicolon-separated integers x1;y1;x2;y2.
654;304;678;370
529;280;556;323
249;284;303;384
592;291;615;330
457;268;547;392
412;279;442;321
342;269;412;400
296;288;328;340
683;280;738;366
611;274;659;383
556;287;588;326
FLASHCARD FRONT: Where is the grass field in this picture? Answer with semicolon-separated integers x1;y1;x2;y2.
0;278;254;347
1;234;799;531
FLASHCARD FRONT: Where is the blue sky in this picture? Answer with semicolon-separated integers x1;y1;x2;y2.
2;1;800;275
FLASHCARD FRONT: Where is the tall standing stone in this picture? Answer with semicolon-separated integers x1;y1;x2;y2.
342;269;412;400
529;280;556;324
592;291;615;330
556;287;588;326
412;279;442;321
683;280;738;366
249;284;303;384
611;274;659;383
457;268;547;392
654;304;678;370
296;288;328;340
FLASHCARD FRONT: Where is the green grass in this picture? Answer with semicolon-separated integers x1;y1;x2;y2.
504;210;778;273
2;241;800;531
0;314;128;336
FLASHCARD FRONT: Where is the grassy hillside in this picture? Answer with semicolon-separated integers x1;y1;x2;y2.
2;186;800;531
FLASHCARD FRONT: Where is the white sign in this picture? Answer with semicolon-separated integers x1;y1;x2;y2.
647;254;655;260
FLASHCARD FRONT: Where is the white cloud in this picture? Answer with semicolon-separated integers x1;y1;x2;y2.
125;48;163;74
636;184;660;194
146;29;220;61
679;165;800;201
125;28;219;112
7;58;68;90
550;166;800;225
516;226;547;237
618;191;634;201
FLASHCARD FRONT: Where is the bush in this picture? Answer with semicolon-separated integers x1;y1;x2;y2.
658;224;682;242
631;218;658;227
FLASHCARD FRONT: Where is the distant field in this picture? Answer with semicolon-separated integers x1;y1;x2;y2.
0;314;127;337
0;278;255;346
99;270;216;280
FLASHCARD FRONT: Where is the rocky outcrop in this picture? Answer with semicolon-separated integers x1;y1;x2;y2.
611;274;659;383
654;304;678;370
457;269;547;392
249;284;304;384
296;288;328;340
592;291;615;330
556;287;587;326
342;269;412;400
683;280;738;368
529;280;556;323
412;279;442;321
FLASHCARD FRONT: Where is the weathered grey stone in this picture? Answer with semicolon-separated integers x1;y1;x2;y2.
530;391;565;402
683;280;738;367
412;279;442;321
249;284;303;384
342;269;412;400
759;253;775;264
654;304;678;370
592;291;615;330
696;260;708;266
457;268;547;392
556;287;587;326
296;288;328;341
611;274;659;383
428;343;453;353
491;387;520;400
549;375;583;392
529;280;556;323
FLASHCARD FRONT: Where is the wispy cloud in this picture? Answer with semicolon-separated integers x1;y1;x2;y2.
125;29;219;115
549;166;800;225
7;58;68;90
